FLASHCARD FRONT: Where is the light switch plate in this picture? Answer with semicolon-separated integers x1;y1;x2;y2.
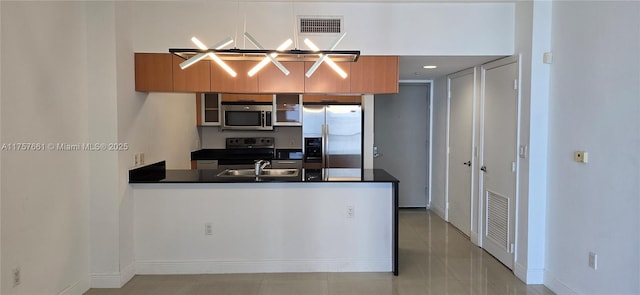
588;252;598;270
519;145;528;159
574;151;588;163
543;52;553;64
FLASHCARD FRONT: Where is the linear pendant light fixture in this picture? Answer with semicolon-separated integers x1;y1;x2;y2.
304;32;348;79
245;33;293;77
171;33;359;79
180;37;237;77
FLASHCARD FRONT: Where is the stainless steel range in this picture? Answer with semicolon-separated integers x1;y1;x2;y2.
217;137;275;170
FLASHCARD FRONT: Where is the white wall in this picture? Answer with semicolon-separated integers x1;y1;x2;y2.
1;2;90;294
0;1;555;292
111;5;201;289
201;126;302;149
133;183;393;274
544;2;640;294
512;0;551;284
363;95;374;169
86;2;123;288
119;92;199;169
0;2;3;292
131;1;514;56
1;2;201;291
114;2;137;287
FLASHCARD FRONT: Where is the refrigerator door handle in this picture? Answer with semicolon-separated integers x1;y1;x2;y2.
324;124;330;168
321;124;327;167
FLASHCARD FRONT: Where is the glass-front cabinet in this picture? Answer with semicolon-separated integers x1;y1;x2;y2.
274;94;302;126
201;93;220;126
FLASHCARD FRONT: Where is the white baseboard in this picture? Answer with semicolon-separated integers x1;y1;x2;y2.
431;204;446;220
57;276;90;295
90;262;136;288
544;270;578;295
136;258;392;275
513;262;544;284
120;262;136;286
470;231;480;246
91;271;121;288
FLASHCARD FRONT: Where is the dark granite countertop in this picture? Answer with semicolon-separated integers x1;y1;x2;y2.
129;161;399;184
190;149;231;160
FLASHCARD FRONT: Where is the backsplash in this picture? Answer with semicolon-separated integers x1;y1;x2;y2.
199;126;302;149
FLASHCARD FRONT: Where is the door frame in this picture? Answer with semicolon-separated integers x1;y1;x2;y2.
479;55;522;266
445;67;478;241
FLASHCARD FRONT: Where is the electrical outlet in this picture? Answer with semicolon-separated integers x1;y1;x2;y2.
140;153;145;164
134;154;140;166
346;206;354;218
205;223;213;235
13;268;20;287
589;252;598;270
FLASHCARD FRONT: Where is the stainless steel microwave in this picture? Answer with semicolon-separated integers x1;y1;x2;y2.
221;102;273;130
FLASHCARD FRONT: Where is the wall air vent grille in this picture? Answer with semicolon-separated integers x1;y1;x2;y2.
299;16;342;34
486;190;509;250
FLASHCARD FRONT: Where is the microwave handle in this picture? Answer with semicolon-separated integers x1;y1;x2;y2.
264;111;272;127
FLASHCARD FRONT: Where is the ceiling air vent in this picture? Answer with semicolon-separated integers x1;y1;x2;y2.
299;16;343;34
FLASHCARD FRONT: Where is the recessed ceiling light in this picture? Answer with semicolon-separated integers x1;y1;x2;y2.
423;65;437;69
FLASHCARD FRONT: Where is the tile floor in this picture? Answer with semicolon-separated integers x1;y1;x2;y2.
85;209;554;295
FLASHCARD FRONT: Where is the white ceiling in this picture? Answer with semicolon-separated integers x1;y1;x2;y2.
399;56;504;81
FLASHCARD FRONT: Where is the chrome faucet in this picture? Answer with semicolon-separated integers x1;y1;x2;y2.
254;160;271;176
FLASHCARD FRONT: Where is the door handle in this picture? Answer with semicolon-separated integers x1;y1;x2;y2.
480;166;487;172
373;146;382;158
463;161;471;167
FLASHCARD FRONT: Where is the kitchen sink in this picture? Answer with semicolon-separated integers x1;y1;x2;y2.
216;168;299;178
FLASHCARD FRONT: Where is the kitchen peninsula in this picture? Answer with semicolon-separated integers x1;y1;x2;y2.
129;162;399;276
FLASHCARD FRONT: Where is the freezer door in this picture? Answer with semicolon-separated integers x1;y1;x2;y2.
325;105;362;168
302;105;326;138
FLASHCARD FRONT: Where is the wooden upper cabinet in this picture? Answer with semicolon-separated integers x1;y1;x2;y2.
304;61;351;94
221;93;273;103
258;62;305;93
350;56;399;94
303;95;361;104
172;55;211;92
135;54;399;94
211;60;259;93
135;53;173;92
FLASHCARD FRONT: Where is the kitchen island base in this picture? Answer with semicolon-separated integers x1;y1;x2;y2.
133;182;396;275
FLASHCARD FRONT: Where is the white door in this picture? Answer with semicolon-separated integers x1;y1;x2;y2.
480;57;519;269
447;69;475;236
374;84;430;207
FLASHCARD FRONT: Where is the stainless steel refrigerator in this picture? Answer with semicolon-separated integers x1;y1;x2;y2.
302;105;362;169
